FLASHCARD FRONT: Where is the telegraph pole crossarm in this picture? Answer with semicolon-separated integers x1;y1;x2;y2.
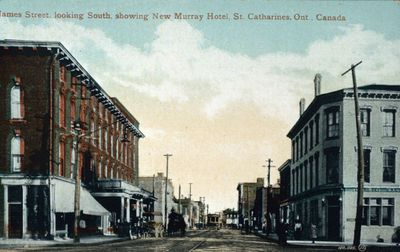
342;61;364;247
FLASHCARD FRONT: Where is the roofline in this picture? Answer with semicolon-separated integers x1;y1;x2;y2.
0;39;144;138
277;159;291;172
287;84;400;138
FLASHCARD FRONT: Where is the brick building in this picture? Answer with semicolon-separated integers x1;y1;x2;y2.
0;40;145;239
237;178;264;229
286;74;400;242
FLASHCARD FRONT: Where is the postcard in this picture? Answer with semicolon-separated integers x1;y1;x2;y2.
0;0;399;250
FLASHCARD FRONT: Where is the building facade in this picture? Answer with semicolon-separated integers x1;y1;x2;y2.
287;75;400;242
139;173;177;227
237;178;264;228
0;40;145;239
278;159;291;224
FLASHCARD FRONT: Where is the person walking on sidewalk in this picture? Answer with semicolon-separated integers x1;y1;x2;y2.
277;219;288;245
294;215;302;240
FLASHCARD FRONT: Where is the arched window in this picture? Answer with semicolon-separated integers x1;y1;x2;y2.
11;85;24;119
11;136;24;172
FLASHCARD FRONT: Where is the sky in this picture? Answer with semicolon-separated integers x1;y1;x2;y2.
1;0;399;213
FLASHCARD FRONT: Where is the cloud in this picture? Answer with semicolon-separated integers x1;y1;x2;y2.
1;20;399;123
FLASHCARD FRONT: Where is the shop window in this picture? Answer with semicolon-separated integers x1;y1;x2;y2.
363;198;394;226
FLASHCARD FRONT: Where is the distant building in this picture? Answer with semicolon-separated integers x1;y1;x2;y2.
286;75;400;242
253;181;280;233
222;208;238;228
237;178;264;228
278;159;291;224
139;173;177;226
0;40;146;239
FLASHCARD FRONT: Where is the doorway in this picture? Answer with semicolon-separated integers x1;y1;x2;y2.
327;196;340;241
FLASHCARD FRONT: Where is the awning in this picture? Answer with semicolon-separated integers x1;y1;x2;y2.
54;178;109;216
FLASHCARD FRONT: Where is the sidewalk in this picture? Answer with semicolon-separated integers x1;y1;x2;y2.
0;235;128;249
255;230;400;250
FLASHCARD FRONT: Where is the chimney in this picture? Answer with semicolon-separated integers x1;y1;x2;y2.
314;73;321;97
299;98;306;116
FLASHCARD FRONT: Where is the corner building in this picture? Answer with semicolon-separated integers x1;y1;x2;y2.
287;77;400;242
0;40;145;239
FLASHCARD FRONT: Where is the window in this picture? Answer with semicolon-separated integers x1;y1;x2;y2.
309;121;314;150
300;164;303;192
304;127;308;154
364;149;371;183
296;167;299;194
292;140;295;160
300;132;303;158
325;148;339;184
315;153;319;186
304;161;308;191
11;136;24;172
326;108;339;138
309;157;314;189
296;137;299;161
59;141;65;176
59;94;65;127
363;198;394;226
292;170;296;196
98;159;102;178
383;110;395;137
315;114;320;144
71;142;76;179
360;109;370;137
11;85;24;119
383;150;396;182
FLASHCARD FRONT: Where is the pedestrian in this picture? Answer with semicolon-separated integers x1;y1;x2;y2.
294;215;302;240
278;219;289;245
310;223;317;243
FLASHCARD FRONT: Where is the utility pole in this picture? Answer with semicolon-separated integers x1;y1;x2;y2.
178;184;181;214
73;122;82;243
189;182;192;228
164;153;172;232
264;158;274;235
342;61;364;247
265;159;273;187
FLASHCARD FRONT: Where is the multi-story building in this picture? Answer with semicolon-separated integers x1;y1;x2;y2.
287;74;400;242
253;181;280;233
237;178;264;228
278;159;291;224
0;40;145;239
139;173;177;226
222;208;238;228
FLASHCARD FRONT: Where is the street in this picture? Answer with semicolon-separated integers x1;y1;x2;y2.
6;229;338;252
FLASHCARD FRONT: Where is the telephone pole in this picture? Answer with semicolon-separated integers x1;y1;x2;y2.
342;61;364;247
178;184;181;214
164;153;172;232
189;182;192;228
